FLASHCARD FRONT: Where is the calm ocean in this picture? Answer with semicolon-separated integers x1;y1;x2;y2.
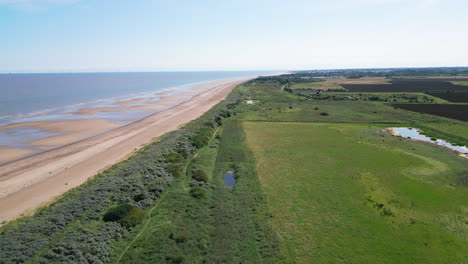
0;71;272;122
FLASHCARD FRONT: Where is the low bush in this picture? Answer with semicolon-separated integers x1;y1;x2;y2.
190;187;206;198
167;163;184;177
103;203;145;228
165;153;185;164
133;192;147;202
191;127;214;148
103;203;133;222
175;233;187;243
192;169;208;183
119;208;145;228
166;254;186;264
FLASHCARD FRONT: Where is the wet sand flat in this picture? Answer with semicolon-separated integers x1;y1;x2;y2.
113;97;147;105
0;148;35;164
69;104;171;115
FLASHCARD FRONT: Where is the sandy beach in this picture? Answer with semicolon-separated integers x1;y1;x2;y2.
0;148;35;164
0;77;251;223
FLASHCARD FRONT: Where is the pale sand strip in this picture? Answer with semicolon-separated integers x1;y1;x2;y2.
113;98;147;105
147;100;181;105
158;95;193;100
69;104;171;115
0;149;35;164
155;91;171;95
0;77;251;222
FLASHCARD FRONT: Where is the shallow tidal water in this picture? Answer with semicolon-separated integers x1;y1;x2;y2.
392;127;468;154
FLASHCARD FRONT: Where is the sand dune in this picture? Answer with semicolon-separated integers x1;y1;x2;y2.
0;77;252;223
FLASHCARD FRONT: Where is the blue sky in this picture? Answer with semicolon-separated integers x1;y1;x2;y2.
1;0;467;72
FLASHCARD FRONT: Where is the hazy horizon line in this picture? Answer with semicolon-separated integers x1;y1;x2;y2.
1;66;467;75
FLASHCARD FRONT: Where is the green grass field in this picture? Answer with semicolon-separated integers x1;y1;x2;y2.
290;81;343;90
113;121;281;263
243;121;468;263
451;81;468;86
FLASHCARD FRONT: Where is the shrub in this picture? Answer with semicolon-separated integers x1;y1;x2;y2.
167;163;184;177
319;112;329;116
219;109;231;118
165;153;184;164
103;203;133;222
192;169;208;183
103;203;145;228
175;233;187;243
133;192;147;202
382;207;394;217
166;255;186;264
119;208;145;228
191;127;213;148
314;107;319;110
190;187;206;198
214;116;223;126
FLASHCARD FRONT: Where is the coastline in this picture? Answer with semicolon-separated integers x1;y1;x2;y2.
0;78;248;164
0;77;252;223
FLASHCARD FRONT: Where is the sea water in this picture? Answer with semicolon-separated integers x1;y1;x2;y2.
0;71;273;125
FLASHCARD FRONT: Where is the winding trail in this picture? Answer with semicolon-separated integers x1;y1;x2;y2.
116;128;218;263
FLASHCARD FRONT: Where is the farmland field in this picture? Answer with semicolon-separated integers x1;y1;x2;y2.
426;90;468;103
243;121;468;263
340;79;468;92
393;104;468;122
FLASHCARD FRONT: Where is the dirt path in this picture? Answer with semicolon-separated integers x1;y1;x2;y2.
0;78;249;223
115;127;219;263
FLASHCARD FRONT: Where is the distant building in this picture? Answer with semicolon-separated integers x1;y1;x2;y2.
244;99;257;104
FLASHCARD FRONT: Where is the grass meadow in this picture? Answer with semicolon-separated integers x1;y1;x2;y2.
243;121;468;263
113;120;281;263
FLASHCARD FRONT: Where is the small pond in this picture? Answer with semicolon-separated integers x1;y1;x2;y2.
223;170;236;188
392;127;468;154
